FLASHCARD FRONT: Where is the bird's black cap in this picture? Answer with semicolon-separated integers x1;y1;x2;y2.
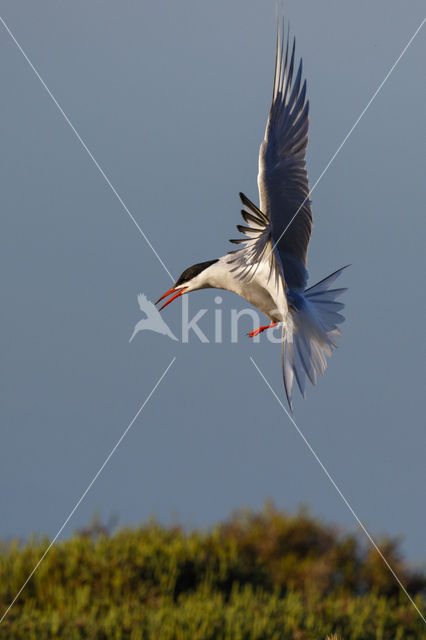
175;259;218;286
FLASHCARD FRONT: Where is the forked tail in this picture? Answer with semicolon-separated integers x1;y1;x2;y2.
282;266;349;411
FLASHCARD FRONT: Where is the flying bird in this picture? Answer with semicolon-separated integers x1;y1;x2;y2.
130;293;178;342
156;17;348;410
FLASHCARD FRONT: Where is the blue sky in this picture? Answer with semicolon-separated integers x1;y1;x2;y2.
0;0;425;567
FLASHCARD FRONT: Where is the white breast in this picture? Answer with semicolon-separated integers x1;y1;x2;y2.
204;256;288;323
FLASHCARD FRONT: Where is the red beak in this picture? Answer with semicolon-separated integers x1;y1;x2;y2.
155;286;188;310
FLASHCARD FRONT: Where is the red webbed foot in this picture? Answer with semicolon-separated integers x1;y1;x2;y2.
248;322;277;338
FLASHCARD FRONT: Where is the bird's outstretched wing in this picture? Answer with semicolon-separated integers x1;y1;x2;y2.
229;17;311;291
257;17;312;289
228;192;281;287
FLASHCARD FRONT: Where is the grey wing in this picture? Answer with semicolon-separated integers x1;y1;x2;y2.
228;20;311;291
257;19;312;290
228;192;280;286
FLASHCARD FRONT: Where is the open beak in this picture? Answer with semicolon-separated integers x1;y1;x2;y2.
155;286;188;311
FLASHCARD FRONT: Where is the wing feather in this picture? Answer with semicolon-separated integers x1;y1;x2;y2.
228;17;311;291
257;16;312;290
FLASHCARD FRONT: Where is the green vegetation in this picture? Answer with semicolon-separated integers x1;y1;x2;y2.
0;503;424;639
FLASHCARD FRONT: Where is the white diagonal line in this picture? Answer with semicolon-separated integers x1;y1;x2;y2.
0;356;176;625
250;356;426;623
270;17;425;256
0;16;174;283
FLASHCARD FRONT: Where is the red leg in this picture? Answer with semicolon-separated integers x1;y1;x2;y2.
248;322;277;338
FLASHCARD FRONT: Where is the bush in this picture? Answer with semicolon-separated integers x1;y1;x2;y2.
0;504;424;639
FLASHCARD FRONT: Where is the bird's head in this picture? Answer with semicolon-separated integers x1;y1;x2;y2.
156;259;218;310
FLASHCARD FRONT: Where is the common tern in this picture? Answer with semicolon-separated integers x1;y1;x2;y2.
156;16;348;410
